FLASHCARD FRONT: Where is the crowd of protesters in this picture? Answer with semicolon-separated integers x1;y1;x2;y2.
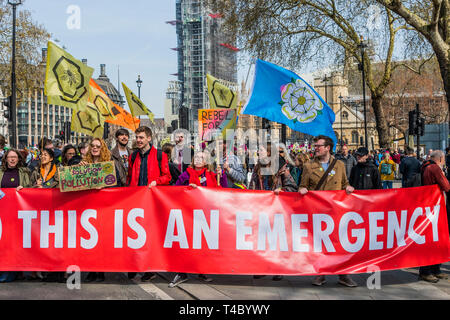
0;129;449;286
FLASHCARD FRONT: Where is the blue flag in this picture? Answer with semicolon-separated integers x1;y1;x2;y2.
242;59;337;149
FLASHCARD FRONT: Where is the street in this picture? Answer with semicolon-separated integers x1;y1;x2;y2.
1;264;449;300
0;263;450;300
2;181;449;300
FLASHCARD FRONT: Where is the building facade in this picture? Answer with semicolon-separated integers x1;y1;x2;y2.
164;80;181;133
172;0;238;135
3;49;89;148
94;63;128;148
16;89;77;148
139;118;167;148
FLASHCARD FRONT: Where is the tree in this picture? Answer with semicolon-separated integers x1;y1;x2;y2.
210;0;434;147
375;0;450;128
0;0;50;99
382;58;447;143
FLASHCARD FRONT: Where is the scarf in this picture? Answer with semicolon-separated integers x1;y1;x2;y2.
186;167;218;187
40;163;56;183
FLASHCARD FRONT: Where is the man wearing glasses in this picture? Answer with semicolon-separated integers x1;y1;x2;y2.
298;135;356;287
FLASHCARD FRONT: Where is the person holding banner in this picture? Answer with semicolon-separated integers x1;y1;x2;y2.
298;135;357;288
175;150;227;188
30;148;64;282
80;138;112;167
0;149;32;283
31;148;60;189
249;143;297;282
127;126;172;189
169;150;225;287
0;149;31;192
79;138;114;282
249;143;297;194
248;143;273;191
127;126;171;282
290;152;310;188
418;150;450;283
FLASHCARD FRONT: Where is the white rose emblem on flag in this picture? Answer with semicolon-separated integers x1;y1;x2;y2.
280;79;323;123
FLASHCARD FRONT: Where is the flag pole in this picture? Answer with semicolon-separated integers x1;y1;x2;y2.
216;139;220;186
236;61;254;127
41;101;45;145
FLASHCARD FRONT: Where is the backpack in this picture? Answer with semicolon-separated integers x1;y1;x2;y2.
380;162;392;175
130;149;163;175
404;173;421;188
405;161;433;188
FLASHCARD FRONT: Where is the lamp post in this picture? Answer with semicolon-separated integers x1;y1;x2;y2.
8;0;22;148
358;36;368;149
136;75;142;122
322;74;330;104
136;75;142;99
339;95;344;148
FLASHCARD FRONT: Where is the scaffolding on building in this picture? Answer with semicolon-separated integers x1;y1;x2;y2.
168;0;238;133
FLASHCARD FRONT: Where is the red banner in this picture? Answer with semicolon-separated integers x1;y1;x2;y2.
0;185;448;274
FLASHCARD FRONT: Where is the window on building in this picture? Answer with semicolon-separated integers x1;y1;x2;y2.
351;131;359;144
342;111;349;120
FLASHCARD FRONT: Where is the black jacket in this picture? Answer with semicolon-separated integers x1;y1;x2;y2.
111;146;132;187
168;161;181;185
399;156;422;187
349;161;382;190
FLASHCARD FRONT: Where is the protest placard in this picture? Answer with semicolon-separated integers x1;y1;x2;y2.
58;161;117;192
198;108;236;141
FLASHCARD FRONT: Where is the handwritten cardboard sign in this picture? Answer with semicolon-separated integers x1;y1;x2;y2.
58;161;117;192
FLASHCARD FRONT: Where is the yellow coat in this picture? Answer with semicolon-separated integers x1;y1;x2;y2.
379;159;396;181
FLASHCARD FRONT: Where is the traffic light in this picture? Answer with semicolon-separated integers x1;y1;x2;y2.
408;110;417;136
3;96;11;119
59;130;65;141
65;121;72;138
417;117;425;136
103;122;109;140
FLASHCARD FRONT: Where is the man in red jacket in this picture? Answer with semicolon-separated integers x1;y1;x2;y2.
127;126;171;187
418;150;450;283
126;126;171;281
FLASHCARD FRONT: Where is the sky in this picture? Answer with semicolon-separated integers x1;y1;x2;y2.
21;0;186;118
19;0;322;119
